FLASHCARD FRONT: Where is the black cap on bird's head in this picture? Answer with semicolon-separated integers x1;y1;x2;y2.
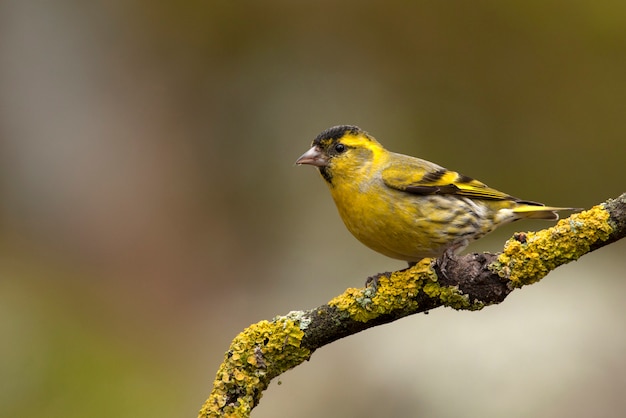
312;125;363;147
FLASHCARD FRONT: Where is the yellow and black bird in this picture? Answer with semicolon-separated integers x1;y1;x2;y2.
296;125;573;263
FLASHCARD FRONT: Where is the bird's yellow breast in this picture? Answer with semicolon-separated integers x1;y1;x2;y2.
328;179;510;261
324;148;517;261
325;154;454;261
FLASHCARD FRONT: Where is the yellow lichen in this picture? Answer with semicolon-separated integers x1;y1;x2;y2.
495;205;612;287
199;317;311;418
328;258;483;321
423;281;483;311
328;260;430;321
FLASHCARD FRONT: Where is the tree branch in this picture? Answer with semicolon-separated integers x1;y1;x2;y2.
199;193;626;418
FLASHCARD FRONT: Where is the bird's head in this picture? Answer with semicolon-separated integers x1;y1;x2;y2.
295;125;385;185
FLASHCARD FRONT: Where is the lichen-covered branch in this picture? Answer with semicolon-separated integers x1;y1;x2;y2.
199;193;626;418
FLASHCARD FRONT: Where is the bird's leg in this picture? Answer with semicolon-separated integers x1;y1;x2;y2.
436;240;467;279
365;272;389;290
436;248;456;279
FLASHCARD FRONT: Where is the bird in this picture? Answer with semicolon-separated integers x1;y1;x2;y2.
296;125;574;264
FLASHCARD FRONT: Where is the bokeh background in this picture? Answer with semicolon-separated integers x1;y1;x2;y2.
1;1;625;417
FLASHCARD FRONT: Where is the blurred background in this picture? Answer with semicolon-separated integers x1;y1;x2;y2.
1;1;625;417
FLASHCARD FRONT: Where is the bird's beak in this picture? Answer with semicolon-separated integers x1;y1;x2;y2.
295;146;328;167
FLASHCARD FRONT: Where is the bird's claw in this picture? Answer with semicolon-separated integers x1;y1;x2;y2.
436;249;457;280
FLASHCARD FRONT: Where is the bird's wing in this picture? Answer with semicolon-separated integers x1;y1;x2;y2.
381;154;524;202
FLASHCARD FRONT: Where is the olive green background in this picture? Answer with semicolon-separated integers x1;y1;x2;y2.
1;2;625;417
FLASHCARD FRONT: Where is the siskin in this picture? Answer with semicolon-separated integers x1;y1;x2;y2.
296;125;574;263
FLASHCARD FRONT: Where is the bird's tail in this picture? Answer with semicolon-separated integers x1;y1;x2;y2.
512;204;579;221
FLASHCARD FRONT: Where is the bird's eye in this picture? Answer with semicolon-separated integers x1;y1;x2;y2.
334;143;346;153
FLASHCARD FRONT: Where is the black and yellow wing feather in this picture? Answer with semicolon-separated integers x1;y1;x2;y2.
380;153;572;219
381;153;526;202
